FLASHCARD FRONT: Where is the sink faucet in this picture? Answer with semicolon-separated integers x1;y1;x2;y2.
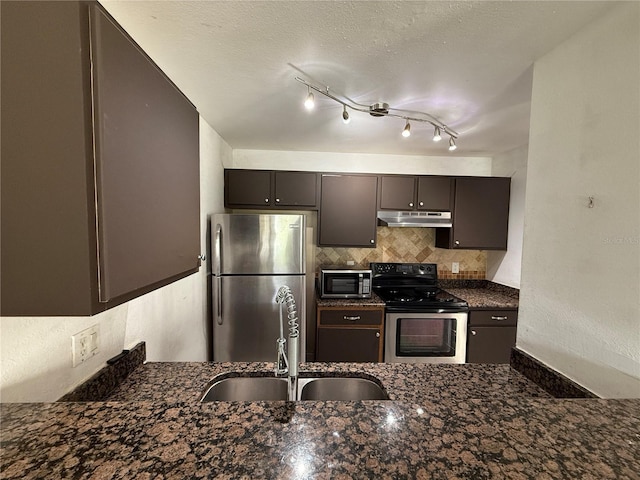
275;285;299;402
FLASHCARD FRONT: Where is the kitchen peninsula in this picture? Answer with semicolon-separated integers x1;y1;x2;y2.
1;359;639;479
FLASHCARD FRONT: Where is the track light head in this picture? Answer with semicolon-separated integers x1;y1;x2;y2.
294;76;460;150
402;120;411;138
342;105;350;124
304;88;315;110
433;126;442;142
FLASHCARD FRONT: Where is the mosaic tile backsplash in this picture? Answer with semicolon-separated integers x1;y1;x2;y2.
316;227;486;279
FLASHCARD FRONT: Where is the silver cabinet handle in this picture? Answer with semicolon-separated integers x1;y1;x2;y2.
419;201;424;206
198;254;206;261
344;316;361;321
409;202;414;207
455;240;460;245
375;332;380;338
275;198;280;203
471;330;477;336
370;239;375;244
491;316;508;321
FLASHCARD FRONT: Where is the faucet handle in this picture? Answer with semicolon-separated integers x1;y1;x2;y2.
275;337;288;376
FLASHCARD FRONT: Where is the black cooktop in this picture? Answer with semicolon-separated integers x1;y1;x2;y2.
370;262;468;311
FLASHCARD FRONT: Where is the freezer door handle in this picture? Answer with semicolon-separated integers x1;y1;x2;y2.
215;275;223;325
214;224;222;276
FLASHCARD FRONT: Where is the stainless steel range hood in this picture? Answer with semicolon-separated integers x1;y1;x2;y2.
377;211;452;228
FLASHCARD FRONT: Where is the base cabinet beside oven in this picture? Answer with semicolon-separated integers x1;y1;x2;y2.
316;306;384;362
466;309;518;363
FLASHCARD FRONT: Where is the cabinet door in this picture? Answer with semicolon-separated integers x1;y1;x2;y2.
379;175;416;210
91;6;200;302
316;328;381;362
417;177;453;211
1;1;98;315
274;171;318;207
225;170;272;207
319;174;378;247
436;177;510;250
467;326;517;363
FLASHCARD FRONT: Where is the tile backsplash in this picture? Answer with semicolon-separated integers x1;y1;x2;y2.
316;227;486;279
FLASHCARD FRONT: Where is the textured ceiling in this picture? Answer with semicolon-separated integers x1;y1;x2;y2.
100;1;614;157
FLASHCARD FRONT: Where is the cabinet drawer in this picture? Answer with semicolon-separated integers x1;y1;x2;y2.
469;309;518;327
318;308;383;326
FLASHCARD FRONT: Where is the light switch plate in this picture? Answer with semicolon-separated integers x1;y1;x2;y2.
452;262;460;274
71;324;99;367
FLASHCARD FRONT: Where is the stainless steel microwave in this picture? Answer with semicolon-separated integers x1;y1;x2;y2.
320;269;372;299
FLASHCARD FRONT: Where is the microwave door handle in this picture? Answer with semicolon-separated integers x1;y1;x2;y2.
358;273;363;294
215;224;223;325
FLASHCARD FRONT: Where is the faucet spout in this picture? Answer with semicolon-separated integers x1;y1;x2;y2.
275;285;299;402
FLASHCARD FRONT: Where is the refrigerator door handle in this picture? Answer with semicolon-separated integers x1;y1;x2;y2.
214;224;223;325
215;276;223;325
214;224;222;276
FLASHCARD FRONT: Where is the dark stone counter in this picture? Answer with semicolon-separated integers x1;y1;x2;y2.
441;280;520;309
315;292;385;307
2;362;639;479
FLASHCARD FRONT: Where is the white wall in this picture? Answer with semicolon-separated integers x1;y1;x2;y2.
486;144;528;288
0;118;229;402
518;3;640;398
233;149;492;176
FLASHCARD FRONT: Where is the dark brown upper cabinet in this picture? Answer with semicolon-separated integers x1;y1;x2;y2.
436;177;510;250
319;174;378;247
1;1;199;315
224;169;318;209
379;175;453;211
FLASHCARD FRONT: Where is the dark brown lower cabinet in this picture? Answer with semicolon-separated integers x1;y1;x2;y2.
316;306;384;362
466;309;518;363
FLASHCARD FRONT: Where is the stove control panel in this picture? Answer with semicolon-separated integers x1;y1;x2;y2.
370;262;436;276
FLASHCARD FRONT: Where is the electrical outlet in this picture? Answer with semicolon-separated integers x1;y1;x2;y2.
452;262;460;274
346;260;355;266
71;325;99;367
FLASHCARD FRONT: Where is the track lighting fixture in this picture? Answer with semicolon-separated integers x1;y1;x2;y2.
342;105;350;124
304;87;315;110
295;76;459;151
433;126;442;142
402;120;411;138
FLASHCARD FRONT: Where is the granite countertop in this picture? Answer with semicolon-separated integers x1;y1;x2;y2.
2;362;639;479
314;282;518;309
444;287;519;309
441;281;520;309
315;292;385;307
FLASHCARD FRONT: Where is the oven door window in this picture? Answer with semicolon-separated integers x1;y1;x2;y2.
396;318;457;357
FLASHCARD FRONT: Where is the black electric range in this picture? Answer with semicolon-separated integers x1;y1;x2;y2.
370;262;468;312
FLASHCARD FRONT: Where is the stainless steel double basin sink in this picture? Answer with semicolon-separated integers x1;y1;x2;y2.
201;375;389;402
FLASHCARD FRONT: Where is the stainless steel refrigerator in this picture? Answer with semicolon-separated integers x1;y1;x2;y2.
211;213;306;362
